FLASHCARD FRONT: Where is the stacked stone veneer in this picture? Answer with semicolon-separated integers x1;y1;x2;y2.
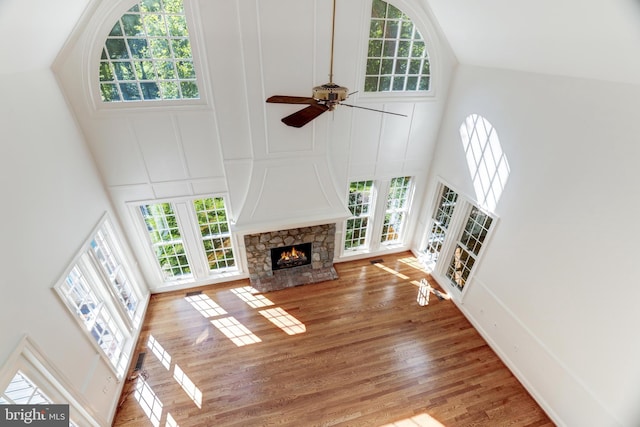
244;223;338;292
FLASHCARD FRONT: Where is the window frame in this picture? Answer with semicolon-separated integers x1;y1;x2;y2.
421;183;459;270
344;180;376;251
192;197;236;272
341;176;415;257
0;336;101;426
422;179;498;300
92;0;210;111
99;0;200;103
131;195;240;288
380;176;414;245
359;0;435;102
53;214;147;378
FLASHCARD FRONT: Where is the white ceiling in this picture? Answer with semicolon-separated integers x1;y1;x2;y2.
4;0;640;86
425;0;640;85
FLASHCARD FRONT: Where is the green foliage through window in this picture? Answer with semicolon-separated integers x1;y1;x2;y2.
140;203;191;279
365;0;430;92
344;181;374;250
381;176;412;243
194;198;235;271
100;0;199;102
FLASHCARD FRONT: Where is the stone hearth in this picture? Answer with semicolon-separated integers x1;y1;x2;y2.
244;224;338;292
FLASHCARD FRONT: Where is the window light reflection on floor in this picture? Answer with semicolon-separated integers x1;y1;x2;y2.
147;335;171;370
231;286;274;308
165;413;179;427
185;294;227;317
134;377;164;427
398;257;429;273
259;307;306;335
373;262;410;280
173;364;203;408
379;412;445;427
211;316;262;346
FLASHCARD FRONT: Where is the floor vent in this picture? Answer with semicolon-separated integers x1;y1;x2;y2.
185;290;202;297
134;352;146;371
369;258;384;264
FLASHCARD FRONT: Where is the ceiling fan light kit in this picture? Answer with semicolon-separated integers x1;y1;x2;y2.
266;0;406;128
312;84;349;108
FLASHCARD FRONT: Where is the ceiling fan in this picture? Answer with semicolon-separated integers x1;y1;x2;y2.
266;0;407;128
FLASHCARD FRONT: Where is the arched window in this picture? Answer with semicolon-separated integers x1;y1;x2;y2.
365;0;431;92
99;0;199;102
460;114;510;211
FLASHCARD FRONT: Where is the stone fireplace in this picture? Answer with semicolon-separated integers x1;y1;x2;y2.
244;223;338;292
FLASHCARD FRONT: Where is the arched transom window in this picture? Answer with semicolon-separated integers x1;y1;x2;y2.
99;0;199;102
365;0;431;93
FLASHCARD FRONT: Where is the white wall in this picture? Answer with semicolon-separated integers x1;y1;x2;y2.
421;64;640;426
0;70;140;425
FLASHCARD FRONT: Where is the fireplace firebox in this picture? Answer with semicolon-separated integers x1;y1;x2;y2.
270;243;312;271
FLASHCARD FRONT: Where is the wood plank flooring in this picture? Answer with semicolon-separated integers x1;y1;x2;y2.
112;252;553;427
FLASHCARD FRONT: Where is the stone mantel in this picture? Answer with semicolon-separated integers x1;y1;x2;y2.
243;223;338;292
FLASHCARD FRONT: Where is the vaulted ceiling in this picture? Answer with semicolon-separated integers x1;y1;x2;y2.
4;0;640;229
4;0;640;85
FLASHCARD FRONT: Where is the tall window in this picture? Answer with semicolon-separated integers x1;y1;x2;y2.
140;203;191;279
99;0;199;102
342;177;415;254
446;207;493;291
381;176;412;243
423;185;458;267
344;181;374;250
422;181;496;296
60;265;128;374
137;196;237;285
365;0;430;92
194;197;235;270
90;223;141;325
54;216;144;378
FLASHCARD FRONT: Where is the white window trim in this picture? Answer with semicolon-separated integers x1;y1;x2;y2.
53;213;146;378
356;0;438;103
341;176;415;258
423;179;499;302
90;0;212;112
0;336;102;426
343;180;377;252
129;195;242;289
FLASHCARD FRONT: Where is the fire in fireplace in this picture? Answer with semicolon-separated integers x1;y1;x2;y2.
271;243;312;271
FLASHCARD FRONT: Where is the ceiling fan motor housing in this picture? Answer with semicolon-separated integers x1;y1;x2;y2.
313;83;349;104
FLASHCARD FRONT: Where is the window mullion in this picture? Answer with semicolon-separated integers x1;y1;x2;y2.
435;200;469;278
369;179;389;252
174;201;208;280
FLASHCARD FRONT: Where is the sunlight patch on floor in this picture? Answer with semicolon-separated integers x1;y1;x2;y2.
231;286;274;308
211;316;262;346
259;307;306;335
185;294;227;317
398;256;430;273
134;377;164;427
147;335;171;370
165;413;179;427
373;262;410;279
379;412;445;427
173;364;203;408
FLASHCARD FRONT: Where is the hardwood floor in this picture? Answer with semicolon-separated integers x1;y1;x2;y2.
112;252;553;427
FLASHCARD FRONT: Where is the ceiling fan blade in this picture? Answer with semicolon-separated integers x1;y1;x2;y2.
267;95;318;105
281;104;329;128
339;103;407;117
